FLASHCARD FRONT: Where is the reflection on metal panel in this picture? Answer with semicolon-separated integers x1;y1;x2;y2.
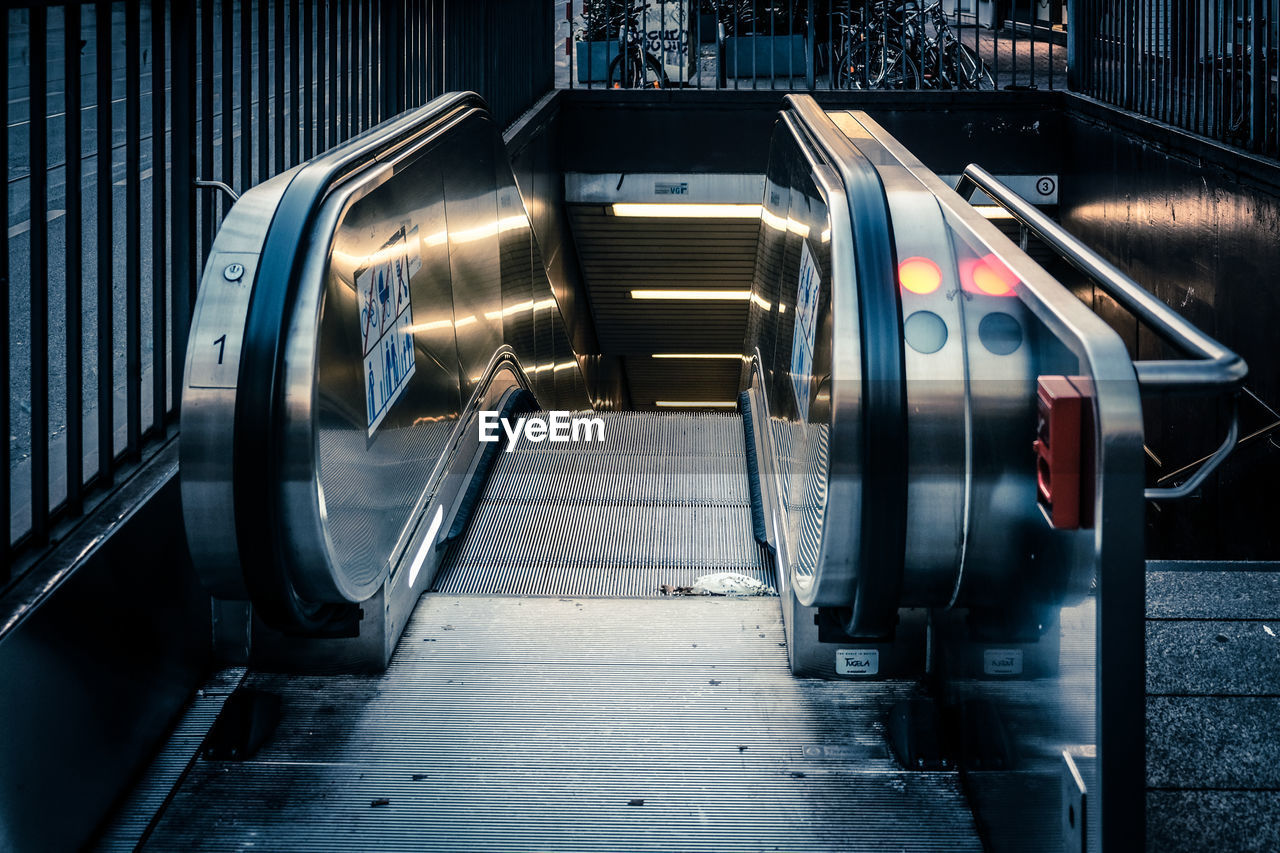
184;95;599;629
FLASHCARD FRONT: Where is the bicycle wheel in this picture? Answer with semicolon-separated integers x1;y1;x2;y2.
838;32;890;89
880;45;923;90
954;43;994;90
608;51;667;89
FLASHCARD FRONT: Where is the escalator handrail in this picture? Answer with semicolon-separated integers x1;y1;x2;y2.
231;92;489;629
778;95;907;635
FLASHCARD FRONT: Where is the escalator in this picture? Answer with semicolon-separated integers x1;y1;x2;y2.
132;93;1243;851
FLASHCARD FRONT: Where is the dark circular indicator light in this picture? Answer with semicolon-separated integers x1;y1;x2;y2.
978;312;1023;355
904;310;948;355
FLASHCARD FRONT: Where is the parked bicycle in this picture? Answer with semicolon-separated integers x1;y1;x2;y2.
832;4;921;90
895;0;992;90
606;1;670;88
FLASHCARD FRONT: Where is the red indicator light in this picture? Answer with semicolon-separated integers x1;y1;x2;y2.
961;253;1019;297
899;256;942;295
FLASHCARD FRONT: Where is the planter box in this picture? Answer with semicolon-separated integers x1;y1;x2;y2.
576;40;622;84
723;34;808;78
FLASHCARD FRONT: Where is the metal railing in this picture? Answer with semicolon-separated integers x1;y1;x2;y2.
957;164;1247;499
563;0;1065;90
2;0;554;581
1070;0;1280;158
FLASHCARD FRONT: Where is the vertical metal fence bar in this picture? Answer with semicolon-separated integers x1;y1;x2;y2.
1268;0;1276;156
1196;0;1205;137
371;0;381;122
258;0;270;182
126;0;142;456
221;0;234;212
172;0;197;414
317;0;327;148
366;0;374;128
993;0;1001;89
1081;0;1090;97
1154;0;1160;113
341;0;350;140
1124;0;1134;107
201;1;215;262
1028;0;1034;86
1222;0;1228;139
274;0;285;169
152;0;168;428
304;0;313;159
30;2;50;543
1099;0;1107;104
1249;0;1263;150
354;0;363;130
1146;0;1157;116
331;0;340;147
241;0;253;191
222;0;234;213
416;0;422;103
65;0;84;514
289;0;299;165
1047;0;1054;89
96;0;115;487
1;3;9;561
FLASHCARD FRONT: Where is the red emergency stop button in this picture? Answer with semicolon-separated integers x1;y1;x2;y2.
1034;376;1094;529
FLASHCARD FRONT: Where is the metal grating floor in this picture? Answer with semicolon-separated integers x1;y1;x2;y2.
434;412;775;596
140;596;981;851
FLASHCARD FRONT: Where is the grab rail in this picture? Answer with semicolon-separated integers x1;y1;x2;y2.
956;165;1247;499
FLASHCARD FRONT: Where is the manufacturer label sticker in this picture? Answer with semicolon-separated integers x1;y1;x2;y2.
983;649;1024;676
654;181;688;196
790;240;821;422
359;224;423;436
836;648;879;676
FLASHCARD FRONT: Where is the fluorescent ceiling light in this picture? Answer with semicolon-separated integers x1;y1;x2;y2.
612;203;763;218
631;289;752;300
655;400;738;408
651;353;742;360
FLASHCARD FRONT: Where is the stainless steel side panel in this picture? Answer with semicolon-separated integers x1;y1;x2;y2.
843;110;1146;853
746;113;862;611
182;95;593;611
180;169;299;600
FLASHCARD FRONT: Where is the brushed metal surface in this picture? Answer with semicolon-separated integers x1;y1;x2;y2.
142;597;982;852
746;109;862;611
180;169;300;600
840;108;1147;850
184;94;598;619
